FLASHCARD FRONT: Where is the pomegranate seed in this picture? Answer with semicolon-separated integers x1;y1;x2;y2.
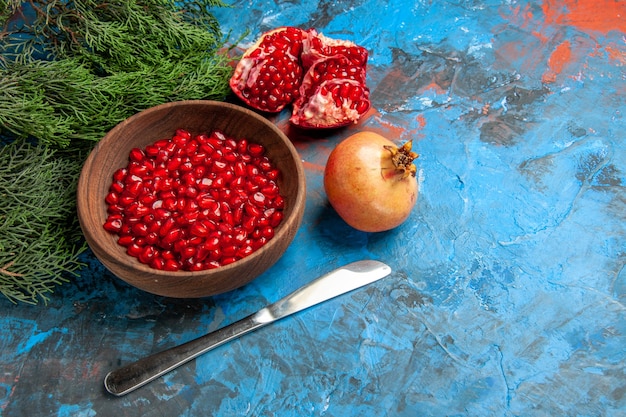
204;260;221;269
126;181;143;196
246;165;259;177
356;100;370;113
222;245;238;257
117;235;134;247
252;175;268;187
167;156;182;171
237;139;248;154
223;151;238;163
176;129;191;139
163;259;181;271
188;262;205;271
185;139;199;156
212;176;225;189
118;194;134;207
161;250;175;260
273;195;285;209
131;222;149;237
262;183;280;197
233;205;244;225
145;144;160;157
103;215;123;233
251;192;266;207
218;222;233;235
247;143;265;157
129;148;145;162
253;237;268;250
150;257;165;270
107;204;123;214
127;242;143;257
162;197;177;211
180;245;196;260
133;204;151;218
221;257;238;265
112;168;127;182
233;161;246;178
190;222;210;237
245;181;259;193
257;158;273;172
158;217;176;237
162;228;182;246
257;216;270;228
204;236;220;251
105;191;119;205
139;246;156;264
267;169;280;180
237;245;255;258
180;160;194;172
195;133;209;143
109;181;124;194
244;202;262;218
242;215;257;232
145;232;159;246
128;162;149;178
197;193;217;209
172;134;189;147
212;160;228;172
152;207;168;219
261;226;275;239
184;186;198;199
270;211;283;227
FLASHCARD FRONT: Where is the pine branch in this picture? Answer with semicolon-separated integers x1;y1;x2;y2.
0;139;86;305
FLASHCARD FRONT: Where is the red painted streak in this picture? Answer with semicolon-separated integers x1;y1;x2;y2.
542;40;572;83
416;114;427;130
606;45;626;65
541;0;626;35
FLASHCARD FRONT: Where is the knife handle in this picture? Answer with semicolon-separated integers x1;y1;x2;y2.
104;313;267;396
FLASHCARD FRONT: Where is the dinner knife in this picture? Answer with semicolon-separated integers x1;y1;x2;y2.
104;259;392;396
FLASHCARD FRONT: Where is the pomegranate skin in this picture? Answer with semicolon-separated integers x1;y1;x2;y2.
323;132;418;232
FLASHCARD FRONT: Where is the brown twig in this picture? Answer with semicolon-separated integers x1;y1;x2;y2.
0;261;24;277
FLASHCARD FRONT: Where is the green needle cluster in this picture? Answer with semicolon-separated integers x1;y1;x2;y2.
0;0;239;303
1;0;235;147
0;140;86;304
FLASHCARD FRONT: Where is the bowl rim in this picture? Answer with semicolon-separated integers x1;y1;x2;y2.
77;99;306;282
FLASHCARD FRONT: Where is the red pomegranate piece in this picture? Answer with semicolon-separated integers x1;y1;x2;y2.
103;129;284;272
229;26;371;128
289;55;370;129
301;30;369;69
229;26;308;113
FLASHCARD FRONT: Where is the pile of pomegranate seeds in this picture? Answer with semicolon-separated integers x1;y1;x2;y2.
103;129;284;271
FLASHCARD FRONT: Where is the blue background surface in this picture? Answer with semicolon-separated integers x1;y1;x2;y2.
1;0;625;416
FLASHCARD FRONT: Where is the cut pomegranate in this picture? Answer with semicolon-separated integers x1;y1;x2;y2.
103;129;284;271
229;26;371;129
289;56;370;129
229;26;308;113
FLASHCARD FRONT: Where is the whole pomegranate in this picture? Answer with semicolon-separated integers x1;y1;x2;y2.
323;132;419;232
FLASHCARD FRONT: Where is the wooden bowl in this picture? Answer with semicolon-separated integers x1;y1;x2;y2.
77;100;306;298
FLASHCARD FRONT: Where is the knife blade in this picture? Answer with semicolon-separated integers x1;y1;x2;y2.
104;259;391;396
